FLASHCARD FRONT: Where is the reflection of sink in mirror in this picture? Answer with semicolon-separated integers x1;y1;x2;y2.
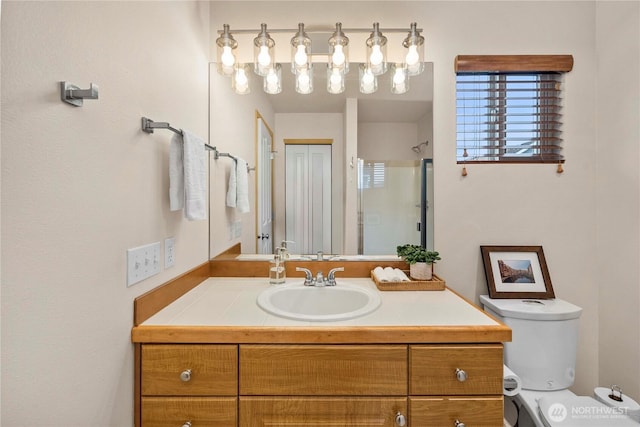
256;282;381;322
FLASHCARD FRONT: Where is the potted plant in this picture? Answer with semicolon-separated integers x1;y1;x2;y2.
397;244;441;280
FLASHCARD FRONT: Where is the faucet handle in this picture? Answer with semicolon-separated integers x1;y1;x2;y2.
295;267;313;285
327;267;345;285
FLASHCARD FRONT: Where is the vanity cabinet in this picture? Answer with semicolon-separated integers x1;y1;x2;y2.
140;344;238;426
138;343;503;426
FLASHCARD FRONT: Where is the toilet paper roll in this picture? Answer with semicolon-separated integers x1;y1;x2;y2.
503;365;522;397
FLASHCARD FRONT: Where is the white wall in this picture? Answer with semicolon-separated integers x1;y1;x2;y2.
595;1;640;399
1;1;210;425
358;122;419;160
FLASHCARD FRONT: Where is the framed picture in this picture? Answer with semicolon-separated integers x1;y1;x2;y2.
480;245;555;299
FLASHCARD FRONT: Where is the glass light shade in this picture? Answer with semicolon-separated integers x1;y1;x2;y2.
263;63;282;94
216;24;238;76
327;67;345;94
390;63;409;94
232;64;251;95
366;22;387;76
403;22;425;76
290;23;311;74
295;66;314;94
253;23;275;76
359;63;378;94
328;23;349;73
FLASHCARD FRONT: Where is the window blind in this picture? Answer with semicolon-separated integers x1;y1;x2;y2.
456;73;564;163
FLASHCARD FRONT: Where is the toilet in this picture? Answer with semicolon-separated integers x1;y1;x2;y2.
480;295;640;427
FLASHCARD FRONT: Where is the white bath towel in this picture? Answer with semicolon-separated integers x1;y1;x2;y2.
169;130;207;221
226;159;237;208
182;130;207;220
169;133;184;211
235;158;250;213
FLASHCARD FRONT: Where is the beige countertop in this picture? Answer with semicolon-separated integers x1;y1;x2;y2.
132;277;511;344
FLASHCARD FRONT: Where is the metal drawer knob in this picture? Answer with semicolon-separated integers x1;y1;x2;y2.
395;412;407;426
455;368;467;382
179;369;192;382
455;420;466;427
182;422;192;427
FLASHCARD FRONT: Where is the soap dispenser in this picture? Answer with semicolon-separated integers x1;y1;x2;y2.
269;247;286;285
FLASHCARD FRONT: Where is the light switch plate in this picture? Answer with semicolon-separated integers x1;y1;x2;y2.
165;237;175;268
127;242;161;287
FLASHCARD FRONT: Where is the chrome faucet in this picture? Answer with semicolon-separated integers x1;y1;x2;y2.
296;267;344;286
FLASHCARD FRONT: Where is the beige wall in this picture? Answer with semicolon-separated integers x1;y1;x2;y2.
1;1;210;425
595;1;640;399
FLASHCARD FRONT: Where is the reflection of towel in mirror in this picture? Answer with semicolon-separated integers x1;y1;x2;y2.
169;130;207;221
226;158;250;213
236;158;250;213
226;160;237;208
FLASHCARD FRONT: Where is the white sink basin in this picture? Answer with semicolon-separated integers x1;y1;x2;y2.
257;282;381;322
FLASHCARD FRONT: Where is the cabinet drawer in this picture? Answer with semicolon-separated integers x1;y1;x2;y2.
142;344;237;396
240;345;407;395
410;396;503;426
410;344;502;395
142;397;236;427
240;397;407;427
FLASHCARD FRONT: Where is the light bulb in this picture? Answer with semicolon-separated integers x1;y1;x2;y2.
370;45;383;65
221;46;235;67
266;70;278;85
297;72;310;92
294;45;308;67
258;46;271;67
332;45;346;67
235;69;248;87
406;45;419;66
393;69;406;85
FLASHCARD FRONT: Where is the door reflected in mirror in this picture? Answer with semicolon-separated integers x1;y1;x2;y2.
209;62;433;259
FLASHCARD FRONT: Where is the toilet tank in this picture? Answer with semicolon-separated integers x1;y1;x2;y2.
479;296;582;391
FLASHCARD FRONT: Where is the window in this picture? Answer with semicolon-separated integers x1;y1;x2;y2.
455;55;573;165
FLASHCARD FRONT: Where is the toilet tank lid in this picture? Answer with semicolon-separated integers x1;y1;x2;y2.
480;295;582;321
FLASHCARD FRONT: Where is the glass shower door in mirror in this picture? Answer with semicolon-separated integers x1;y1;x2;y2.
358;159;432;254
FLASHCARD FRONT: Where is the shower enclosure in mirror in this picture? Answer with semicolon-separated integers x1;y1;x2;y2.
357;159;433;255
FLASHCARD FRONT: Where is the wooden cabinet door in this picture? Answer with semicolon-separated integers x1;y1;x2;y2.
410;396;503;426
142;344;237;396
410;344;502;395
240;397;407;427
240;345;407;396
142;397;237;427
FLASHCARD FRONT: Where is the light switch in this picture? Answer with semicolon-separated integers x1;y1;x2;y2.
127;242;161;287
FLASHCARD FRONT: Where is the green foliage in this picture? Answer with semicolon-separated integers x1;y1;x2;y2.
396;244;441;265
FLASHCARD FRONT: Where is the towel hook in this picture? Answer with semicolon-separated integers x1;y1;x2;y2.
60;81;99;107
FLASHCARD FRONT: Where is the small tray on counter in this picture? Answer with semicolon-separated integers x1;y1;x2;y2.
371;271;446;291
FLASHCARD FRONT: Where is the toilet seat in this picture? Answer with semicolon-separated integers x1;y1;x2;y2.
538;395;638;426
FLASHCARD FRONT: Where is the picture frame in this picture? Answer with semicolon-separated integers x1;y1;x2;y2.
480;245;555;299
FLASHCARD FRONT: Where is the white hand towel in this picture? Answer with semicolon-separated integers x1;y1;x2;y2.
235;158;250;213
169;134;184;211
182;130;207;221
226;160;237;208
373;266;389;282
393;268;411;282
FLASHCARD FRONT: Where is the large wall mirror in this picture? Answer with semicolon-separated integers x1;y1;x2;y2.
209;62;433;259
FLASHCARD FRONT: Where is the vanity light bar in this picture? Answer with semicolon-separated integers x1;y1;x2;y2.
216;22;425;96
